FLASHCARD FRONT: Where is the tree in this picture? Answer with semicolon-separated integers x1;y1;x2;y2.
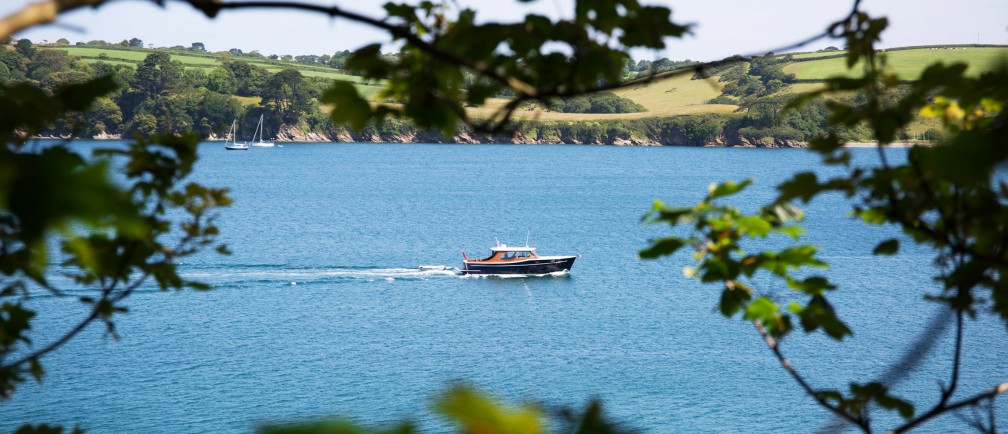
14;38;36;58
131;52;182;98
26;49;73;80
82;96;123;136
0;1;1005;433
190;42;206;52
261;68;314;124
39;69;91;91
128;37;143;48
206;66;237;94
223;59;268;96
0;48;29;80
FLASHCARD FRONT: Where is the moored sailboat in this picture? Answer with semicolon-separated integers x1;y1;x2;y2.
223;120;248;150
250;114;275;148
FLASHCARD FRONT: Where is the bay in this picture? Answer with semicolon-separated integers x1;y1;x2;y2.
3;142;1006;433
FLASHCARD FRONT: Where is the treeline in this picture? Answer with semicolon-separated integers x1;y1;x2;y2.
1;39;330;138
624;57;699;79
549;92;646;114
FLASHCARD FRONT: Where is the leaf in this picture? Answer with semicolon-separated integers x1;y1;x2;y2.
568;399;632;434
797;295;851;340
719;282;751;317
786;276;837;295
13;424;66;434
876;393;915;420
776;172;820;203
707;179;752;200
872;239;899;255
434;386;541;434
743;297;791;337
639;238;686;259
744;297;778;322
28;358;44;383
54;76;117;111
737;215;772;237
321;82;374;131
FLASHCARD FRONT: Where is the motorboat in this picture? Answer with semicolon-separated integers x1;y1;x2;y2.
461;242;576;275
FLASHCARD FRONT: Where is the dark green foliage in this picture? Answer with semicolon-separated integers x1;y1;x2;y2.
0;78;231;415
14;39;36;59
550;92;646;114
643;9;1008;431
262;68;317;125
720;55;795;101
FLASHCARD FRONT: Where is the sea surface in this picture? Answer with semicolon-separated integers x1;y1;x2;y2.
3;142;1006;433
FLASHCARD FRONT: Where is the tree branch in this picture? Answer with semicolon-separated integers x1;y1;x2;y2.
0;0;105;41
890;382;1008;433
752;319;870;432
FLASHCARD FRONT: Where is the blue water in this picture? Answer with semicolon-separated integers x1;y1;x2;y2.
3;143;1006;433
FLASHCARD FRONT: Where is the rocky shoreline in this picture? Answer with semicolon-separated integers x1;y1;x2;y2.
39;126;926;148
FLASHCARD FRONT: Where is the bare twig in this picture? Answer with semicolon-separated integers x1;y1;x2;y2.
752;319;870;432
890;383;1008;433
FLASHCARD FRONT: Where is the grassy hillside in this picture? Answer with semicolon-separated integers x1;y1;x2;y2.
539;45;1006;122
44;45;365;83
783;46;1008;80
612;72;728;112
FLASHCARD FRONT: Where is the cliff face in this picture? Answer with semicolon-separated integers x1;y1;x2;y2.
253;126;806;148
81;124;806;148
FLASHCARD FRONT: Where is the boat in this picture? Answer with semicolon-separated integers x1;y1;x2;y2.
461;242;576;275
223;120;248;150
250;114;275;147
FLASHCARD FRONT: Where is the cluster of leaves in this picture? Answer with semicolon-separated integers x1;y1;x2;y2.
720;54;796;100
322;0;689;135
0;77;231;431
260;385;631;434
641;10;1008;433
548;92;646;114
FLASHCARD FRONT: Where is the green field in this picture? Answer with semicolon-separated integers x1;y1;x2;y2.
614;72;725;110
783;46;1008;80
783;51;845;60
46;46;364;83
39;44;1008;123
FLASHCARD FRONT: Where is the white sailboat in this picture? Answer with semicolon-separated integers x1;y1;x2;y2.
250;114;275;147
223;120;249;150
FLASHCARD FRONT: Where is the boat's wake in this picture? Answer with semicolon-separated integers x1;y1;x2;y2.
181;265;462;287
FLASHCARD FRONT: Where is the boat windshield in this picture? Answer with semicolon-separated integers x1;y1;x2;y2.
501;251;532;260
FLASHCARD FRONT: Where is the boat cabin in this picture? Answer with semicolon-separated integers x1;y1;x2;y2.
472;245;539;262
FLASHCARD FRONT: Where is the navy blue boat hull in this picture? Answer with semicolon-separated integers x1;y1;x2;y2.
461;256;576;275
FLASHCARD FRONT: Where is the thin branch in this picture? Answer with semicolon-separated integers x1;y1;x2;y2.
890;383;1008;433
752;319;870;432
189;0;540;97
0;0;105;40
0;297;102;371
